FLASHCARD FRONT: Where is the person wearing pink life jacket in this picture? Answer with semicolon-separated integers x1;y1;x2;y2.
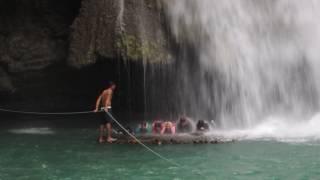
152;120;163;134
161;121;176;135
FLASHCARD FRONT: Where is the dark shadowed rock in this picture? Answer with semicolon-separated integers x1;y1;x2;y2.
0;0;80;92
6;31;67;72
0;68;13;92
0;0;172;111
0;1;75;73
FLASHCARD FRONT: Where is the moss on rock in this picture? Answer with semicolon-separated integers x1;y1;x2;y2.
68;0;172;67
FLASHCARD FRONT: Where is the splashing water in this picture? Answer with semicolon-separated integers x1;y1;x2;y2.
208;113;320;142
9;127;54;135
161;0;320;140
117;0;125;33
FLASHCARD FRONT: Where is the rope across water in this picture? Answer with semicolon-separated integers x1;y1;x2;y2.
105;111;181;167
0;108;180;165
106;111;207;178
0;107;179;165
0;108;94;115
0;107;207;178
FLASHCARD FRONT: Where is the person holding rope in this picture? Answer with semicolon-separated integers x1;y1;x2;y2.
94;82;117;143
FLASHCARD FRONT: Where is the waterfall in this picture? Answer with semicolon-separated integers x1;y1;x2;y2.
117;0;125;33
163;0;320;129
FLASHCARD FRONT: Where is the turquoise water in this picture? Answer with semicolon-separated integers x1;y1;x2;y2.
1;127;320;180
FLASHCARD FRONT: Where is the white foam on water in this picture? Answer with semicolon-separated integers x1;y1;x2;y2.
210;113;320;143
9;127;54;135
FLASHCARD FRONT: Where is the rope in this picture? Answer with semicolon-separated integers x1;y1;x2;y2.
106;111;208;179
0;106;207;178
0;107;95;115
0;107;179;167
105;111;181;167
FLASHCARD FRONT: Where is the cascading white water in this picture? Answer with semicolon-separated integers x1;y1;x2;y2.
117;0;125;32
164;0;320;137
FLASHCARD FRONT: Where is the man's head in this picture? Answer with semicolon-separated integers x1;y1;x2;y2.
179;117;186;123
107;81;116;90
141;121;147;128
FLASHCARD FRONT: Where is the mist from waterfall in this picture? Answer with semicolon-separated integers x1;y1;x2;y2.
161;0;320;139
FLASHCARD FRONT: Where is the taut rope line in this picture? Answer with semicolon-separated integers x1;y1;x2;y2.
0;107;181;166
106;111;207;178
105;111;181;167
0;107;94;115
0;107;207;178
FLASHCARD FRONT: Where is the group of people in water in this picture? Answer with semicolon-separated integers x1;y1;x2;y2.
94;81;213;143
135;117;211;135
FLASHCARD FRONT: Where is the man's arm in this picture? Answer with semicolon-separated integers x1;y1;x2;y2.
160;125;165;134
94;95;102;112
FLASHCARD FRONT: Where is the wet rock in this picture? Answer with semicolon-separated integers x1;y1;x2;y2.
6;31;67;72
0;1;77;73
0;68;13;92
69;0;172;67
111;134;235;144
0;0;171;110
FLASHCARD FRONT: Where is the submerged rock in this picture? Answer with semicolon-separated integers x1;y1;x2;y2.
109;133;234;145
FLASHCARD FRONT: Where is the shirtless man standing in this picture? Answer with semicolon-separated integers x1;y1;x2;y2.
94;82;117;143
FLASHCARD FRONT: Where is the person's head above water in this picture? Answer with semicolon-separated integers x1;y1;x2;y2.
180;117;186;122
179;117;190;125
153;120;162;128
164;121;173;128
177;117;192;133
140;121;148;128
196;120;209;131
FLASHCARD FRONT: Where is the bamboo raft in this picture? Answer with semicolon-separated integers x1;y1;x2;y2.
104;133;235;144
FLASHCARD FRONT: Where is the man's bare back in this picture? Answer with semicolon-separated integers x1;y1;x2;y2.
95;87;114;112
100;88;113;108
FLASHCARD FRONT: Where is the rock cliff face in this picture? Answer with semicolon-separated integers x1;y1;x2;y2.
0;0;81;92
69;0;171;67
0;0;172;112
